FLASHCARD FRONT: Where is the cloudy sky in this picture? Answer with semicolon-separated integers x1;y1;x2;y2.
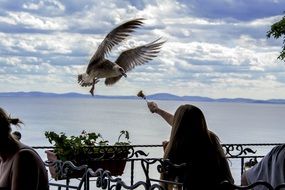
1;0;285;99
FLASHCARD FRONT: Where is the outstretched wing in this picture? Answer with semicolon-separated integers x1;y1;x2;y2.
115;38;165;72
87;18;144;73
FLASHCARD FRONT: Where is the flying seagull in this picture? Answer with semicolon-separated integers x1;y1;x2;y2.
78;18;165;96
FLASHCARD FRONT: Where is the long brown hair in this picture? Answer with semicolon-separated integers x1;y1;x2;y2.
162;104;233;189
164;105;211;161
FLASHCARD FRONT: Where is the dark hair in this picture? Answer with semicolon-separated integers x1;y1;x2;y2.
0;107;23;137
162;104;234;189
9;118;22;126
164;105;210;161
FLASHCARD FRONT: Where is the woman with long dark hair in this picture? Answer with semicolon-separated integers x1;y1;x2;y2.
147;102;234;190
0;107;49;190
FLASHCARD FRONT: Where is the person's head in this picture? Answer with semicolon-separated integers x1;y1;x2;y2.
170;105;209;148
173;104;208;140
164;104;217;162
0;107;23;150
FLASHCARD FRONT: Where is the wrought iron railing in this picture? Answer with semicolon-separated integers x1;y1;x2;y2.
222;143;283;175
32;143;284;190
45;159;186;190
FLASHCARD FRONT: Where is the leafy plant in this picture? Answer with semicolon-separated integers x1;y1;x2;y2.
45;130;131;163
267;13;285;61
115;130;130;145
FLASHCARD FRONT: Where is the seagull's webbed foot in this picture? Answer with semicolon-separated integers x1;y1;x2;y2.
90;85;95;96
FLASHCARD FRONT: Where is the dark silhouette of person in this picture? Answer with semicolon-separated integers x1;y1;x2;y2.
0;107;49;190
147;102;234;190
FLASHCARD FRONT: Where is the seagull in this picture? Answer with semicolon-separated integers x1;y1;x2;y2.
78;18;165;96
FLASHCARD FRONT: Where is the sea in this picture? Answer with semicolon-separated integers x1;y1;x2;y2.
1;97;285;187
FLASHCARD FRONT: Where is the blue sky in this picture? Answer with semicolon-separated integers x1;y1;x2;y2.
1;0;285;99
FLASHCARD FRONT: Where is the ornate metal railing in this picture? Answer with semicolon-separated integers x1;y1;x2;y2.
32;143;284;190
45;159;186;190
222;143;283;175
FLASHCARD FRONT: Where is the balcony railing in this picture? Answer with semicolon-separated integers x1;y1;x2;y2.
32;143;284;190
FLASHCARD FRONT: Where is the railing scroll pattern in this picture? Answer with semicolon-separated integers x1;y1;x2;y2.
45;159;186;190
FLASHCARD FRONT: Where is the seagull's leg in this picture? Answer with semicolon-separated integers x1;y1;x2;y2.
89;78;100;96
90;82;95;96
94;79;100;84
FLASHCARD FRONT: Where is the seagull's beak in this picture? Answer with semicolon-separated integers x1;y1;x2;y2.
122;73;127;78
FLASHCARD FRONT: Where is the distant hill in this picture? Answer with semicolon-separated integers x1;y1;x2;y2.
0;91;285;104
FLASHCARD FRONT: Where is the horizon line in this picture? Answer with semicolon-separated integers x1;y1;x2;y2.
0;91;284;104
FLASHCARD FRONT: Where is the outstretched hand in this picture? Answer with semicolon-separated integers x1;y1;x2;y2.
147;101;158;113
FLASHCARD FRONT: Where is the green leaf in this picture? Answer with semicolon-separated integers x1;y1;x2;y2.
44;130;131;161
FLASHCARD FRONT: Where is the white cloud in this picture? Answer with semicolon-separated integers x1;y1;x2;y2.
23;0;65;11
0;11;68;30
0;0;285;99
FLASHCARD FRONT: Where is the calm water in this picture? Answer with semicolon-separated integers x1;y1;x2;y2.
1;97;284;145
1;97;285;185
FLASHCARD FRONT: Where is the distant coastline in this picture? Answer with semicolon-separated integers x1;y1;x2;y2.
0;91;285;105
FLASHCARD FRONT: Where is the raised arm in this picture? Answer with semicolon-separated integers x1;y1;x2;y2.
147;101;174;127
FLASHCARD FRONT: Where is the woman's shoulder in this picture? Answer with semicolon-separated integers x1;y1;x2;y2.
18;142;31;150
14;143;41;162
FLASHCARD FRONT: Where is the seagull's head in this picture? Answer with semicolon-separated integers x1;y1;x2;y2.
118;67;127;78
114;65;127;77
